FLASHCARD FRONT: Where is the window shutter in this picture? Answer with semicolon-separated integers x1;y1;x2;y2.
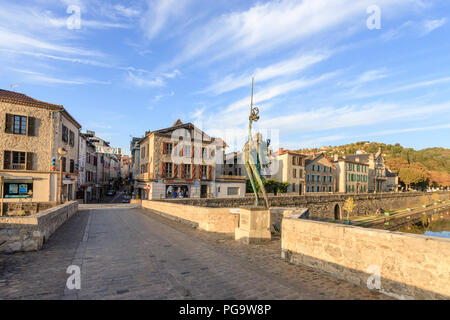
207;166;212;180
26;152;34;170
181;145;184;157
191;165;196;179
5;114;13;133
27;117;36;136
198;165;202;180
3;151;11;169
173;164;178;178
161;162;166;177
191;145;194;158
162;142;166;155
180;164;185;178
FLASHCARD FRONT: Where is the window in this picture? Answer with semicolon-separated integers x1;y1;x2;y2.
312;165;315;171
293;169;297;178
306;175;309;182
201;165;207;178
329;186;332;192
70;159;75;173
166;143;173;155
330;167;332;173
307;186;309;192
323;176;326;182
3;151;34;170
62;157;67;172
69;130;75;147
329;176;332;182
165;162;173;177
317;165;320;172
184;164;191;178
13;115;27;135
323;166;326;172
227;187;239;196
316;186;320;192
62;125;69;142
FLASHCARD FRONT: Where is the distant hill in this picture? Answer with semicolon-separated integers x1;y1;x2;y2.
297;142;450;187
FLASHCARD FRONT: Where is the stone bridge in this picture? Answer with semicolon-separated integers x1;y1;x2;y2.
154;191;450;220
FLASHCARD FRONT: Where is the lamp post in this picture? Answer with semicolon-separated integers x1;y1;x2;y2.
57;148;68;204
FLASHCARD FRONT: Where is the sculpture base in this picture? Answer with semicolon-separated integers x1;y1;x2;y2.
234;206;271;244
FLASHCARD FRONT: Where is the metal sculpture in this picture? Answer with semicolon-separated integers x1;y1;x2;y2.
243;78;270;208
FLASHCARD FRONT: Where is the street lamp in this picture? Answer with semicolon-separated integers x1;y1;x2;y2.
57;147;68;204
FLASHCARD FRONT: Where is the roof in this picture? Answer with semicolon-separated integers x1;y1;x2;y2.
277;148;308;157
0;88;81;129
0;89;63;110
305;153;337;170
345;154;371;163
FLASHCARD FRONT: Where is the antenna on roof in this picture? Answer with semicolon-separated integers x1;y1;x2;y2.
9;84;19;91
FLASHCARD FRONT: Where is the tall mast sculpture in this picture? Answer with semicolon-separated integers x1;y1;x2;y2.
243;78;269;208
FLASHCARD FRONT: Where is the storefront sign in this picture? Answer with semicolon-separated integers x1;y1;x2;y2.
96;146;122;155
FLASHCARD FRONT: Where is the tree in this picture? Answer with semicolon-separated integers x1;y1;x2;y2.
398;167;428;190
343;197;356;222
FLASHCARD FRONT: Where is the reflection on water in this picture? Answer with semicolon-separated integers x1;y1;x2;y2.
399;218;450;239
424;231;450;239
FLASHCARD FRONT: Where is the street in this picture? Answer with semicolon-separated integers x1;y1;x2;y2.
0;206;388;300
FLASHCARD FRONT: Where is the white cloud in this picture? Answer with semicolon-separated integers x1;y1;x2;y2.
201;52;330;95
225;71;338;112
173;0;419;65
140;0;192;39
114;5;140;18
423;18;447;34
126;72;165;88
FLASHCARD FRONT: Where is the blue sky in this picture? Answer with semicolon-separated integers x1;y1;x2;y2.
1;0;449;155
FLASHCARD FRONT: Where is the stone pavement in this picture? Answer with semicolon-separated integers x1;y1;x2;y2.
0;206;390;300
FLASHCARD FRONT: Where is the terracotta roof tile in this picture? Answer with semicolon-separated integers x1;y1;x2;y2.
0;89;63;110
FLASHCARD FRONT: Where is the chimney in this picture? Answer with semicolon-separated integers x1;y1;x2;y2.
279;148;284;154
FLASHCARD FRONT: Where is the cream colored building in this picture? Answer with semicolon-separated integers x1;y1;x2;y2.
333;155;369;193
269;148;307;195
0;89;81;202
305;153;337;193
135;120;245;200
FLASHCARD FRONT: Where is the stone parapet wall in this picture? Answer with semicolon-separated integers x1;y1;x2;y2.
0;201;78;252
154;192;450;219
281;216;450;299
1;202;56;216
141;200;239;233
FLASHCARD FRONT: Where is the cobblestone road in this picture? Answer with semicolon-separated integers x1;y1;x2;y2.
0;206;389;300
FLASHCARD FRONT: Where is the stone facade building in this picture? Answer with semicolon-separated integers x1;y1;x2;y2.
0;89;81;202
77;131;99;203
270;148;307;195
305;153;337;193
134;120;245;200
333;155;369;193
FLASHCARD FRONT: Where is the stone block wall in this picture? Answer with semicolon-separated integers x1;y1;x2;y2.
141;200;239;233
281;216;450;299
0;201;78;252
157;192;450;220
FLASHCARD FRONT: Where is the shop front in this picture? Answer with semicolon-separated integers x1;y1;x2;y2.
2;177;34;199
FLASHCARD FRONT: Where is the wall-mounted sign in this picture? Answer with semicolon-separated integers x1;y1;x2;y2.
96;146;122;155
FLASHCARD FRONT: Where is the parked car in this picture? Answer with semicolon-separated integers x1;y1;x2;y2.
122;198;131;203
106;190;116;196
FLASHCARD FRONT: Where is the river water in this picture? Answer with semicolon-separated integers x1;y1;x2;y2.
399;218;450;239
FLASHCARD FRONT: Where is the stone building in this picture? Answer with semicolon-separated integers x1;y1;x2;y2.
305;153;337;193
120;155;132;180
134;120;245;200
77;131;99;203
0;89;81;202
269;148;307;195
345;149;397;193
333;155;369;193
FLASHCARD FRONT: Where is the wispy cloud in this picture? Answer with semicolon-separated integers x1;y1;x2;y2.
225;71;339;112
140;0;192;39
172;0;420;66
126;72;166;88
423;18;447;34
10;68;110;85
201;52;330;95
